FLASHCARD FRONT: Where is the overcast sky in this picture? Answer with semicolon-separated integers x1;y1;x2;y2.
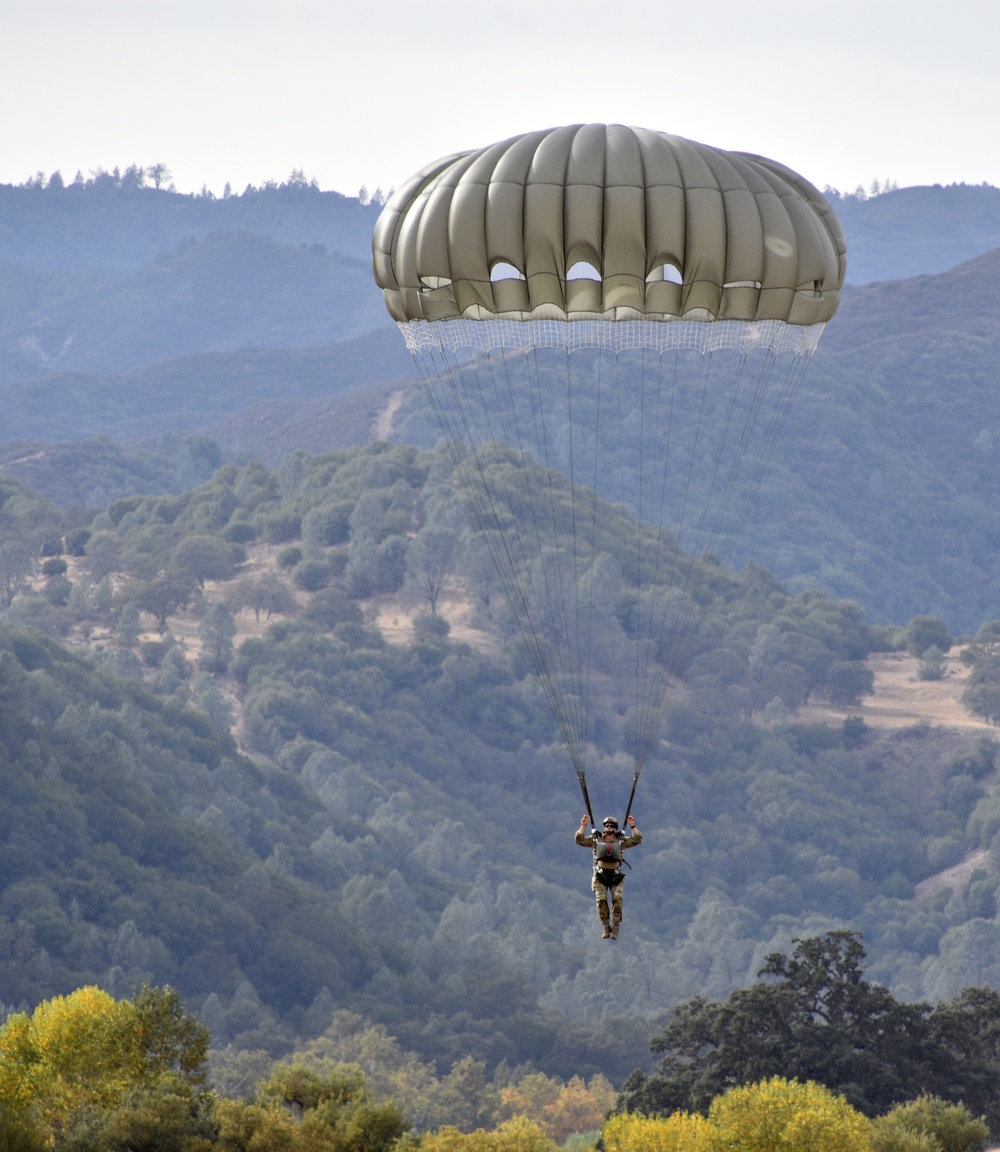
3;0;999;199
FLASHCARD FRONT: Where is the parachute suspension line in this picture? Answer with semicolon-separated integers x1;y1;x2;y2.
577;769;596;831
414;345;577;762
631;346;812;774
481;343;586;762
725;352;811;556
628;347;757;772
526;340;588;759
633;347;716;756
638;345;680;751
561;340;589;766
637;344;714;775
582;340;603;764
404;320;823;819
629;344;649;782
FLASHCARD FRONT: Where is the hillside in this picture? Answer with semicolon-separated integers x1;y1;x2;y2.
831;182;1000;284
0;333;413;447
2;444;1000;1076
0;232;389;383
755;246;1000;631
0;177;382;274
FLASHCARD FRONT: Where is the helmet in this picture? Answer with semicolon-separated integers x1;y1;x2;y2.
602;816;619;829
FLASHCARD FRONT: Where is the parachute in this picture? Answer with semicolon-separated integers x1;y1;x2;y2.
373;124;845;823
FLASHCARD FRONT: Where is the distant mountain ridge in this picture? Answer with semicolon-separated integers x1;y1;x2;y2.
0;232;389;383
832;182;1000;284
0;178;382;273
0;329;413;442
3;176;1000;631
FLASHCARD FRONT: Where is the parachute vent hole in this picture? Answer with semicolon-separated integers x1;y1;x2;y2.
567;261;602;282
646;263;683;285
723;280;763;290
419;275;453;290
490;263;526;282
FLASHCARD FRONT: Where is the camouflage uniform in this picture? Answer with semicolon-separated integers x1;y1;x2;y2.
576;823;642;937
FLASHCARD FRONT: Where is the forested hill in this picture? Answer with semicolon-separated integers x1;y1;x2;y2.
4;175;1000;628
3;442;1000;1090
830;182;1000;284
0;173;382;273
748;246;1000;631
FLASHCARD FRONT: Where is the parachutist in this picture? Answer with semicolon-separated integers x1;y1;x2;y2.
576;814;641;939
375;126;844;864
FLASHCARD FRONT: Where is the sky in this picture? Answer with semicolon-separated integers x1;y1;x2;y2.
2;0;999;200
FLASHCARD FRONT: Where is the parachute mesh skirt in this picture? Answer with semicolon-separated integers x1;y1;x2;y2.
401;317;819;783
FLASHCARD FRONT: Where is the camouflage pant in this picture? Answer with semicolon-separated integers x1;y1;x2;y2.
592;872;624;925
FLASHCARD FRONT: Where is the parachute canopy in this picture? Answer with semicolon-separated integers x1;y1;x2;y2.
372;125;845;817
373;123;845;327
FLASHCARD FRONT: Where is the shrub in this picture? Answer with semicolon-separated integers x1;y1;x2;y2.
224;521;258;544
603;1112;714;1152
277;546;303;570
871;1095;988;1152
708;1077;873;1152
260;513;301;544
293;560;333;592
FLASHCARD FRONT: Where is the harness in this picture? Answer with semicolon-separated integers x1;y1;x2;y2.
593;834;628;886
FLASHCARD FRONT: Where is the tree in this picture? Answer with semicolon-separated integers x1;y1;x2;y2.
199;602;237;672
871;1096;988;1152
0;540;33;608
147;163;172;189
918;645;946;681
171;535;239;586
136;578;193;634
215;1063;409;1152
116;600;142;647
404;523;461;613
227;573;297;623
603;1111;714;1152
963;657;1000;724
502;1072;616;1143
824;660;875;706
905;616;953;658
0;985;207;1142
422;1117;557;1152
617;932;1000;1123
708;1077;873;1152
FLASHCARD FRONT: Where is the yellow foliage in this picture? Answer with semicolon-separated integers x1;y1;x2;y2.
0;983;206;1145
0;986;127;1129
603;1110;715;1152
707;1077;874;1152
421;1115;558;1152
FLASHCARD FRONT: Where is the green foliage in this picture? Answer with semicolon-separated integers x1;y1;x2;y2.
618;933;1000;1133
872;1096;989;1152
906;617;954;658
215;1062;409;1152
823;660;876;704
0;443;997;1094
962;657;1000;723
918;645;947;681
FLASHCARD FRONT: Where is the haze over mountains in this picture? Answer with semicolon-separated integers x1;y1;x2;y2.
6;173;1000;1129
2;176;1000;631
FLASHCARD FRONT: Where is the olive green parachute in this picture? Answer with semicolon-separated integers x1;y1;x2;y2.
372;125;845;823
373;123;845;327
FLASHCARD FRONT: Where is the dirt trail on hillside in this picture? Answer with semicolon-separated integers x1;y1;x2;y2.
372;389;404;440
